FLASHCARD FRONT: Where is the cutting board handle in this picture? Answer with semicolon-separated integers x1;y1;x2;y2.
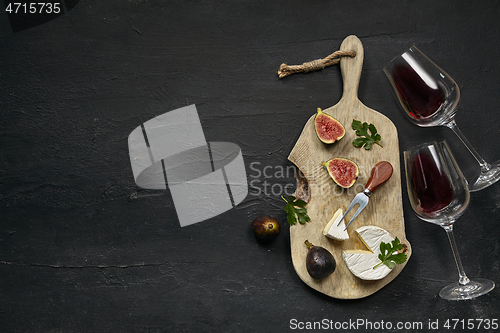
339;35;364;103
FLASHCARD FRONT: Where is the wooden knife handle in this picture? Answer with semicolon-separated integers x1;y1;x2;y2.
365;161;393;193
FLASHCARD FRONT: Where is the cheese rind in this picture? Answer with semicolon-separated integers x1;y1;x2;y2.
356;226;394;252
323;208;349;241
342;252;392;280
342;226;395;280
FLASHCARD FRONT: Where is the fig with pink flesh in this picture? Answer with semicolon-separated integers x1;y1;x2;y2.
314;108;345;144
321;158;359;188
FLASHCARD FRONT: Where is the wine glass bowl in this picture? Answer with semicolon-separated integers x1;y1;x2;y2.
385;45;500;191
405;141;469;226
384;45;460;127
404;141;495;300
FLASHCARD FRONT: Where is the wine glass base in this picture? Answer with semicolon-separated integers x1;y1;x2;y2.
439;278;495;300
469;160;500;192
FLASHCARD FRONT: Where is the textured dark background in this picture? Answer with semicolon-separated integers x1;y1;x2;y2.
1;1;500;332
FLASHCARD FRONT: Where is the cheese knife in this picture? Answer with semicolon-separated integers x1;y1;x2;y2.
338;161;393;230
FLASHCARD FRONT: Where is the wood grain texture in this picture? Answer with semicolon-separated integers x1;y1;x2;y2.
288;35;412;299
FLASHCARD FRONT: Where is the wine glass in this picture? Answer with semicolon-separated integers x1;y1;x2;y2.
404;140;495;300
384;45;500;191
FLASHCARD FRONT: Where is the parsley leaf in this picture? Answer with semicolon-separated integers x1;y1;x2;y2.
282;195;310;226
373;237;407;269
351;119;383;150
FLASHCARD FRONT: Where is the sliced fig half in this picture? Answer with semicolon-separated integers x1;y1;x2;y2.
314;108;345;144
321;158;359;188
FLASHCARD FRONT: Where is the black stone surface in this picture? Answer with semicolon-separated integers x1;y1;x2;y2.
1;1;499;332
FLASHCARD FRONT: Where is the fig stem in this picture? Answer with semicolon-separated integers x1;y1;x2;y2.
304;240;313;250
375;141;383;148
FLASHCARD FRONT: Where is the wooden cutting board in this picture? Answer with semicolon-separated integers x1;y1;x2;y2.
288;35;412;299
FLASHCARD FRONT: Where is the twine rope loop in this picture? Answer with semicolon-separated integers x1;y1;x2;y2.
278;50;356;78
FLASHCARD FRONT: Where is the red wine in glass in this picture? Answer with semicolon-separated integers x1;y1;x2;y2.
411;150;453;214
391;64;445;119
385;45;500;191
404;141;495;300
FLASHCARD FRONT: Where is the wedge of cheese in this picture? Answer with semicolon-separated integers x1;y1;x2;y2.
342;226;394;280
323;208;349;241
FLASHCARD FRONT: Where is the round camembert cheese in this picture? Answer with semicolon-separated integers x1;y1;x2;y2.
323;208;349;241
342;226;395;280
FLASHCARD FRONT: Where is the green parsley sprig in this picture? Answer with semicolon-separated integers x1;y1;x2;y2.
351;119;383;150
373;237;407;269
282;195;310;226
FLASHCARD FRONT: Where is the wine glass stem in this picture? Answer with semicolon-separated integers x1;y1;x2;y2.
442;224;470;285
446;119;492;172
